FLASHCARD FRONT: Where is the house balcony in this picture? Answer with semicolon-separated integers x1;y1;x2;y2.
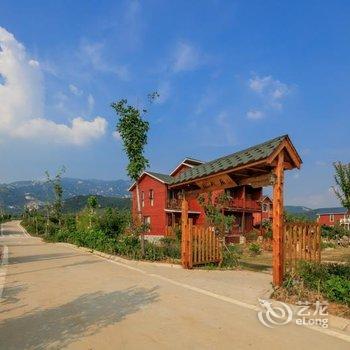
167;197;261;211
166;198;182;210
225;198;261;211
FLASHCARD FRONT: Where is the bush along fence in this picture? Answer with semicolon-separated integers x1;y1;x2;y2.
21;208;181;263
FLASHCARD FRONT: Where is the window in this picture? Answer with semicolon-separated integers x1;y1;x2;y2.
262;204;269;212
141;191;145;207
149;189;154;206
330;214;334;222
143;216;151;232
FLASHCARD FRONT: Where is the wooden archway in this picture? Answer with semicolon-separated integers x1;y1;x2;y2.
171;135;302;286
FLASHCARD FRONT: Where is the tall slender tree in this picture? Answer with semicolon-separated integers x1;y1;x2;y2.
87;195;98;228
46;166;66;228
333;161;350;211
111;93;158;256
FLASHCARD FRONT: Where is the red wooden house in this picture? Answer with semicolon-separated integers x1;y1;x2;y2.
129;158;262;239
316;208;350;229
253;196;273;226
129;158;205;236
129;135;301;240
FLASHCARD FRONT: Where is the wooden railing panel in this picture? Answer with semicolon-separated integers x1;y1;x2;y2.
186;225;222;267
283;222;321;273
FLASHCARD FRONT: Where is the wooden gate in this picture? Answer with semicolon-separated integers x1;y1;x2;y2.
181;200;222;268
191;224;223;267
283;222;321;272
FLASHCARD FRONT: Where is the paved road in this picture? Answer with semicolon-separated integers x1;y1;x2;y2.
0;221;349;350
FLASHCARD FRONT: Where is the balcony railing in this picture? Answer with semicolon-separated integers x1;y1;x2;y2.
167;198;182;210
167;197;261;211
226;198;261;211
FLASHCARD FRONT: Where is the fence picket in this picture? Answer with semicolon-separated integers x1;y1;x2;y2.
185;225;223;266
283;222;321;274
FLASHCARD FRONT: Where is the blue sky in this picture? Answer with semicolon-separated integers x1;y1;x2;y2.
0;0;349;207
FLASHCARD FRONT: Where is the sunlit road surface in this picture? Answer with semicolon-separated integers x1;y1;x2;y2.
0;220;349;350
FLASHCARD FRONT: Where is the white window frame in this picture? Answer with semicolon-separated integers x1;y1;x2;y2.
329;214;334;222
149;189;154;206
141;191;145;207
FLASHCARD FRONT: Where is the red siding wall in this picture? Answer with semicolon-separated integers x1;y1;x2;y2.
132;175;167;235
188;196;206;225
317;213;347;226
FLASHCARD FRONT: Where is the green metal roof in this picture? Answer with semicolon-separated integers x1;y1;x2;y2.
147;171;174;184
171;135;288;185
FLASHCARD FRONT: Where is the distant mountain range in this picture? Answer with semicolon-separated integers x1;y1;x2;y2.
0;177;130;214
284;206;346;219
0;177;345;217
63;195;131;213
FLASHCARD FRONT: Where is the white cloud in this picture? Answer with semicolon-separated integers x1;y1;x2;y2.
0;27;107;145
69;84;83;96
80;41;129;81
248;74;291;111
28;59;39;67
172;41;201;72
246;109;264;120
12;117;107;146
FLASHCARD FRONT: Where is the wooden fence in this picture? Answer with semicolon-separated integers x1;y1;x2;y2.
182;220;223;268
283;222;321;272
191;224;223;267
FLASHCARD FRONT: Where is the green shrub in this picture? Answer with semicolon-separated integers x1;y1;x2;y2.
296;261;350;306
222;244;243;268
323;276;350;305
245;230;258;242
116;234;141;259
159;237;181;259
96;208;131;237
262;220;272;239
326;263;350;280
248;242;262;256
322;225;350;239
173;226;182;241
144;242;165;261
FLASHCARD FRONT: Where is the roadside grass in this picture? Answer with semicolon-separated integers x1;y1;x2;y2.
272;261;350;318
236;246;350;273
322;246;350;263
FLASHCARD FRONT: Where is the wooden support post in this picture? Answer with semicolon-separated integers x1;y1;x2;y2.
181;197;189;268
272;151;285;286
188;218;193;268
